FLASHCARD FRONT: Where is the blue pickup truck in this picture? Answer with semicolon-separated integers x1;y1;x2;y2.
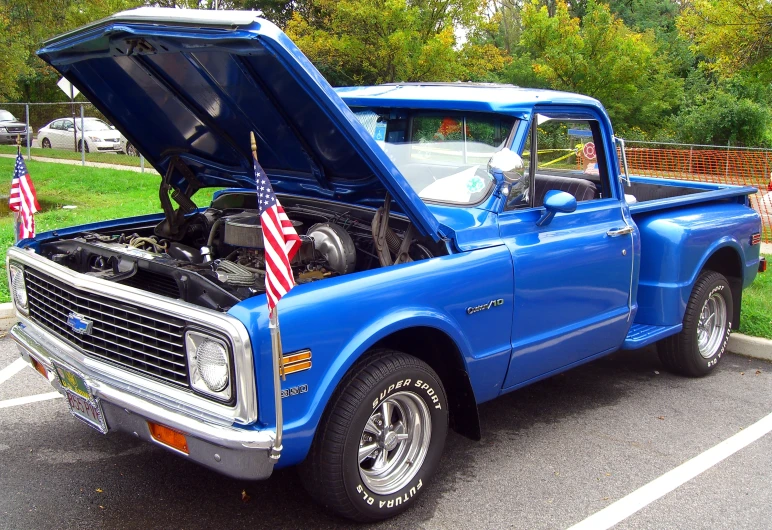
8;8;765;521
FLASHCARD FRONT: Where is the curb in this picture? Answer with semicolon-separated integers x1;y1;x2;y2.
0;302;17;333
728;333;772;362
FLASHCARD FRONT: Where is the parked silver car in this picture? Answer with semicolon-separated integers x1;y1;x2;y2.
38;117;122;153
0;110;32;145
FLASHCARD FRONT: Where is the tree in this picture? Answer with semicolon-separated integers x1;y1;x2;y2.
0;11;31;99
514;0;682;132
284;0;508;85
668;70;772;147
679;0;772;79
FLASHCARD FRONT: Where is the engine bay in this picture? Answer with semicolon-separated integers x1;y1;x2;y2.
37;192;446;311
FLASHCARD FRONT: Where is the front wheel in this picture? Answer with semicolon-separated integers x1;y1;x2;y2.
299;350;448;522
41;138;51;148
658;270;733;377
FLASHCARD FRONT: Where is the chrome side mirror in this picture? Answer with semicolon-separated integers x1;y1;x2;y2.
488;148;525;185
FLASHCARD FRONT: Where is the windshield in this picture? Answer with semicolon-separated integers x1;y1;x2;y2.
352;109;516;205
0;110;18;122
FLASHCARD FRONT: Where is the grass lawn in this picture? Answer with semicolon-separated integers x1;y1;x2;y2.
0;157;217;302
738;255;772;340
0;144;143;167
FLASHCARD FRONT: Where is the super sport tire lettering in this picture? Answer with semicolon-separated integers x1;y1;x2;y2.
299;349;448;522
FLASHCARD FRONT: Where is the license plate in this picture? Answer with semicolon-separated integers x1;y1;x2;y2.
54;363;108;434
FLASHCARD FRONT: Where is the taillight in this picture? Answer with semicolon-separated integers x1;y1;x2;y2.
750;233;761;246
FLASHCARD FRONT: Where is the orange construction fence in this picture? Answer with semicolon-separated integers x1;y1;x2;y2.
578;142;772;243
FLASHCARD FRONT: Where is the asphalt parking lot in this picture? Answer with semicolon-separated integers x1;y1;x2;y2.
1;337;770;530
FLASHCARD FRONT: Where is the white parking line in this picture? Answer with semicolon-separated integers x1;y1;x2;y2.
0;358;27;385
0;392;62;409
567;411;772;530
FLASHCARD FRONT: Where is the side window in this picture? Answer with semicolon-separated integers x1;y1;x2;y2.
531;117;610;207
50;120;62;130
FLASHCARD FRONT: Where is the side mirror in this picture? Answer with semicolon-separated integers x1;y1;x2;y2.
488;148;525;185
536;190;577;227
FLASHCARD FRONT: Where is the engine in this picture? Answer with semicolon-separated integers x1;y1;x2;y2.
36;193;443;311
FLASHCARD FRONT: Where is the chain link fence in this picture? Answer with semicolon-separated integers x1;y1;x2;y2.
577;140;772;243
0;102;147;171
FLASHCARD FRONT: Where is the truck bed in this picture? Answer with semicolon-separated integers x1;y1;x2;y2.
626;175;757;214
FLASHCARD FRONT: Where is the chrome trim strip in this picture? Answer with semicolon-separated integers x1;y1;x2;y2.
7;247;257;425
12;323;274;451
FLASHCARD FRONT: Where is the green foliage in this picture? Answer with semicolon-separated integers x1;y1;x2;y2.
513;0;682;132
679;0;772;80
667;71;772;147
285;0;509;85
0;11;31;99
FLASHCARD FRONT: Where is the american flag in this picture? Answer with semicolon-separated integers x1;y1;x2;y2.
9;153;40;239
255;156;301;314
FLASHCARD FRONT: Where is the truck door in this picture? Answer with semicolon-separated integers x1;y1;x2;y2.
499;109;636;389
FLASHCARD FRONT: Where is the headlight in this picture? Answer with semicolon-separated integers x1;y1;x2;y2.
0;127;7;133
9;264;28;314
89;136;100;142
185;331;232;401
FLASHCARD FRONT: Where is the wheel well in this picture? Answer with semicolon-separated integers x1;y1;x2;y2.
702;247;743;330
374;327;481;440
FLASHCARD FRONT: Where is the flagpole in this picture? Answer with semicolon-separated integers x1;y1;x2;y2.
13;135;20;243
269;308;284;461
252;130;286;461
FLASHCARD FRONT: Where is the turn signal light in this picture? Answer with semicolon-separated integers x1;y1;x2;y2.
283;350;312;375
30;357;48;380
148;422;189;454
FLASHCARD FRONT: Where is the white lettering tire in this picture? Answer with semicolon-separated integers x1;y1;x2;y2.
657;270;733;377
299;350;448;521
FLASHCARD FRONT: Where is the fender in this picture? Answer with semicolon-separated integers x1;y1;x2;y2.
228;245;515;466
633;202;759;326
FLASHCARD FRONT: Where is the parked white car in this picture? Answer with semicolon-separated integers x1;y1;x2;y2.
38;117;123;153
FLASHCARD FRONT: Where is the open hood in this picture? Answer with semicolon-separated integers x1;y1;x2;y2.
37;8;444;240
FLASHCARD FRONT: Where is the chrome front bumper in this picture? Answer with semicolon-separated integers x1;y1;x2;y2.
12;321;277;480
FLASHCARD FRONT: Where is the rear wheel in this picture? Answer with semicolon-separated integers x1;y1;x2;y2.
299;350;448;521
658;270;733;377
125;142;138;157
41;138;51;149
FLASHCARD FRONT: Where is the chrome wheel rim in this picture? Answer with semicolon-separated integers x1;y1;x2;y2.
697;292;727;358
358;391;431;495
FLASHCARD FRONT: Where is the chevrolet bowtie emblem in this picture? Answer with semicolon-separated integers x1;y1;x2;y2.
67;312;93;335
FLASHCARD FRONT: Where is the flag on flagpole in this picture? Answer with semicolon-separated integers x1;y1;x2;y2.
9;153;40;239
254;155;301;314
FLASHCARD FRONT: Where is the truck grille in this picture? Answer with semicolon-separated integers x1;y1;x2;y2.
25;269;189;386
6;126;26;133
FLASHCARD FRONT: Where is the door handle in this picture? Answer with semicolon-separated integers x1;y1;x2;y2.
607;226;634;237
